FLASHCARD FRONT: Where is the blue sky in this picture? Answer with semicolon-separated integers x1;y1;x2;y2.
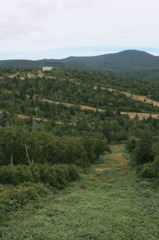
0;0;159;60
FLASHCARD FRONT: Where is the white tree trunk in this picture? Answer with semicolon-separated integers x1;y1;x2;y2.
10;154;13;165
24;144;32;165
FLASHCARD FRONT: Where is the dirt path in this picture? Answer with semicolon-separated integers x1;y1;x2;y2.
42;98;105;112
42;98;159;119
94;144;128;174
0;110;76;125
121;111;159;119
97;85;159;107
93;84;159;107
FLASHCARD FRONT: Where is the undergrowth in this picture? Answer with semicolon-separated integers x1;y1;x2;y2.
1;145;159;239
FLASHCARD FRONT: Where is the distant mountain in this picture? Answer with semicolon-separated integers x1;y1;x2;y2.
0;50;159;72
59;50;159;71
0;59;64;69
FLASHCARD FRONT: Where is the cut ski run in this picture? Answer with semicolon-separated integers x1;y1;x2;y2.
2;145;159;240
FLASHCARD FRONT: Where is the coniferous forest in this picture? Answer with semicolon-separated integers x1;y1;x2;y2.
1;67;159;239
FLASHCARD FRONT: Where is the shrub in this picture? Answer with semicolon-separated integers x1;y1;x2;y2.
0;183;49;217
139;163;156;178
0;164;80;187
139;155;159;179
152;155;159;177
132;131;154;165
125;138;136;152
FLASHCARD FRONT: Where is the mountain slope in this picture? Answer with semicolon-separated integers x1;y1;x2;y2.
0;50;159;72
60;50;159;70
0;59;64;68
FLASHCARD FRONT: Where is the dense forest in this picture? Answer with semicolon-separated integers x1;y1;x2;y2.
1;68;159;168
1;67;159;238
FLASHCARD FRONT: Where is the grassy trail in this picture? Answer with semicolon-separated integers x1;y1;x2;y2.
2;145;159;240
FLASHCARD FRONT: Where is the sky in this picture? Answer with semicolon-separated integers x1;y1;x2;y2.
0;0;159;60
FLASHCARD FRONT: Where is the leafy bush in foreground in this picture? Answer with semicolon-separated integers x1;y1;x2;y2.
0;164;80;186
0;164;80;220
0;182;50;221
139;155;159;178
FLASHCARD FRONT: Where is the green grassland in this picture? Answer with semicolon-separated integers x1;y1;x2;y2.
1;145;159;240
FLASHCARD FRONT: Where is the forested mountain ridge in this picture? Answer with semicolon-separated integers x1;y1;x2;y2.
1;49;159;72
0;59;65;69
60;50;159;70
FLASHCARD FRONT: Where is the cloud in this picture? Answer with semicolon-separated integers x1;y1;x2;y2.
0;0;159;57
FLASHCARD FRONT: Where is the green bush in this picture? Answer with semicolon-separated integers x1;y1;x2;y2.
125;138;136;152
0;183;49;217
132;131;154;166
139;163;157;178
0;165;33;185
139;155;159;179
152;155;159;177
0;163;80;220
67;164;81;181
0;164;80;187
40;166;59;188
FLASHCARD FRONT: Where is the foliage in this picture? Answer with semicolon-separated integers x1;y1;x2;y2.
0;164;80;224
128;131;159;179
125;138;136;152
138;154;159;179
0;127;109;167
1;67;159;239
1;68;159;179
1;68;159;145
0;182;50;222
1;145;159;240
0;164;80;186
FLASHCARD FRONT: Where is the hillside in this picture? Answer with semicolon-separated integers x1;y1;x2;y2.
60;50;159;70
1;50;159;81
1;68;159;239
0;67;159;148
0;59;64;69
0;50;159;71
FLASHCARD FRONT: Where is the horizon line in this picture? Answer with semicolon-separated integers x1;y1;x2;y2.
0;46;159;61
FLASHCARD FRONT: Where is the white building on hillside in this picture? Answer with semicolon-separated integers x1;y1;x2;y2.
42;66;52;71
